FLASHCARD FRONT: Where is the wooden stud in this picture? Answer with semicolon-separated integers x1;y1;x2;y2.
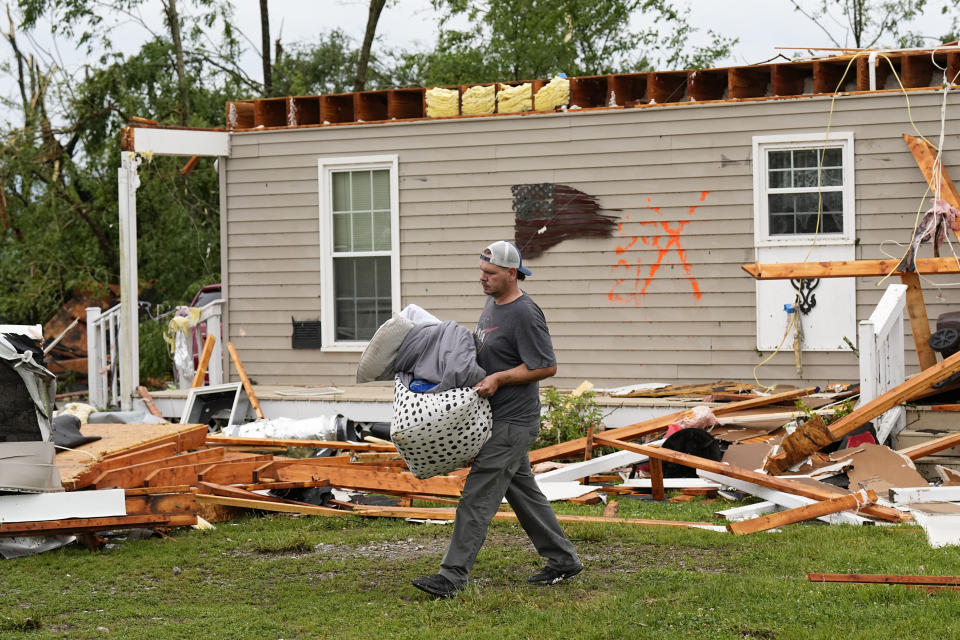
649;458;666;501
287;96;321;126
196;457;273;485
225;101;255;130
191;333;217;387
354;90;389;122
648;72;686;104
137;386;164;418
772;63;808;96
71;442;178;489
124;493;197;516
727;489;877;535
320;93;355;123
569;75;610;108
608;73;647;106
903;134;960;221
593;435;907;523
813;59;855;93
269;464;466;497
226;341;265;420
901;54;935;88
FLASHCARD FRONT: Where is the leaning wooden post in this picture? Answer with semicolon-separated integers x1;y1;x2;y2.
191;334;217;388
899;272;937;370
137;386;163;418
226;341;265;420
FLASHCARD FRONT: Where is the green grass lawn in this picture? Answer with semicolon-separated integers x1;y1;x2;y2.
3;496;960;640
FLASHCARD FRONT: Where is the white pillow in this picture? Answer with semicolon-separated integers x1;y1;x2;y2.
355;314;415;383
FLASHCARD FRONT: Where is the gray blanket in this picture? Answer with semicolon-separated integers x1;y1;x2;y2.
393;321;486;393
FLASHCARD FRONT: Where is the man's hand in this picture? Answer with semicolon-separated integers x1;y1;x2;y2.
473;374;501;398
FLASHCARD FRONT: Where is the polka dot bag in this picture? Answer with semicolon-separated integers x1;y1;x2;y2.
390;377;493;479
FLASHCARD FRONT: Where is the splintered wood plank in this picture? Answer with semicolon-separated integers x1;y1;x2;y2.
897;431;960;460
269;464;466;497
93;448;226;489
741;257;960;280
528;386;815;464
58;423;208;489
205;435;396;451
144;464;207;488
195;494;344;516
0;514;197;537
727;489;877;535
196;481;322;504
808;573;960;586
594;435;907;523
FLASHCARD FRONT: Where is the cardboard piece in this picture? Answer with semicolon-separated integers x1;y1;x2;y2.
721;443;773;471
840;444;927;494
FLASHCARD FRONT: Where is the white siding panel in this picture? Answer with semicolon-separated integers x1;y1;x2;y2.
224;90;960;387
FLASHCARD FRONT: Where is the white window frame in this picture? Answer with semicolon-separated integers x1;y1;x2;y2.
318;154;400;351
752;132;856;247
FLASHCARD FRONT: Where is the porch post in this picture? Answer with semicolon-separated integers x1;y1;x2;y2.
118;152;142;411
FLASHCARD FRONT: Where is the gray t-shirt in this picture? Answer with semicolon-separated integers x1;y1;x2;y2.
474;293;557;426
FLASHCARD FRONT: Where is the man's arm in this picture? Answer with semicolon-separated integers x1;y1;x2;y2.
473;363;557;398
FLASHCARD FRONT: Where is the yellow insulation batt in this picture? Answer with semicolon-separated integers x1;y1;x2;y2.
461;85;496;115
497;83;532;113
534;76;570;111
425;87;459;117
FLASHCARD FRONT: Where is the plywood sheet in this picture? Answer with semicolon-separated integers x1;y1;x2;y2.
56;423;206;487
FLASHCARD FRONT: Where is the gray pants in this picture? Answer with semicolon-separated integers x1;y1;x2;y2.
438;420;581;586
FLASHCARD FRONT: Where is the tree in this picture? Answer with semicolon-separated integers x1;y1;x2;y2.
260;0;272;96
788;0;957;49
354;0;388;91
0;2;249;325
406;0;736;85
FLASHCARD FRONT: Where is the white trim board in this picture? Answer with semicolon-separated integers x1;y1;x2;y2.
0;489;126;523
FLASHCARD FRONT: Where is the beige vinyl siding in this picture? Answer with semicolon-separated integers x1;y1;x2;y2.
223;89;960;388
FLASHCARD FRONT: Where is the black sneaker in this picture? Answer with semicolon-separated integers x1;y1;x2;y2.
527;564;583;585
412;573;464;598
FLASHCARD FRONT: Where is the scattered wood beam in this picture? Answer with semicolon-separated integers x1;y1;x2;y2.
899;271;937;369
808;573;960;586
903;134;960;216
594;435;907;522
0;514;197;537
529;386;815;464
93;447;226;489
727;489;877;535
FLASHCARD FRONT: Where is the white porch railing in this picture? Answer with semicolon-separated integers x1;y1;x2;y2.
857;283;908;444
86;299;224;409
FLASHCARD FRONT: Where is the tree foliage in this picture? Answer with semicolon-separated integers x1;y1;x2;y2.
402;0;737;85
789;0;959;49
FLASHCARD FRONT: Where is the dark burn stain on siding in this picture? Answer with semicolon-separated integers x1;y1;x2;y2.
511;183;620;259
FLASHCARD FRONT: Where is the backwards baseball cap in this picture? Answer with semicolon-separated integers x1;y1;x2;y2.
481;241;532;276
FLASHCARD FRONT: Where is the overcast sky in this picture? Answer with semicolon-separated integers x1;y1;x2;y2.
1;0;955;125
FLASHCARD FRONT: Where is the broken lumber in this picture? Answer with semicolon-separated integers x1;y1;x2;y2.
529;386;816;464
763;349;960;473
903;134;960;216
727;489;877;535
594;435;907;523
899;271;937;369
191;333;217;387
93;447;225;489
0;514;197;537
71;442;179;489
261;463;467;497
137;385;164;418
226;341;264;419
762;415;834;475
808;573;960;586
